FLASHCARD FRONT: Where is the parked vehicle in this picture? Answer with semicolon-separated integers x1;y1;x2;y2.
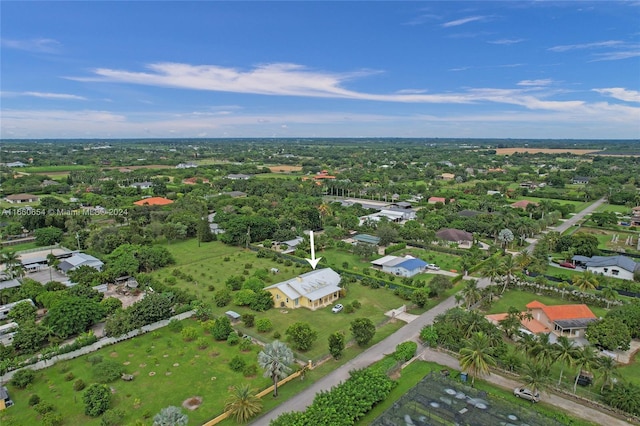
331;304;344;313
426;264;440;270
559;261;576;269
576;370;593;386
513;387;540;402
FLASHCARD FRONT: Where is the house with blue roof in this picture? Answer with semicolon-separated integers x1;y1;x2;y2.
371;255;428;277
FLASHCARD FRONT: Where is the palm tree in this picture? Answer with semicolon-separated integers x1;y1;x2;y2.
572;271;599;295
500;254;520;294
514;249;534;272
153;406;188;426
595;356;620;393
552;336;578;386
521;361;550;396
257;340;294;397
1;249;24;279
530;333;555;367
459;331;496;386
498;228;515;253
501;346;523;372
481;256;503;286
573;345;599;393
461;280;482;310
224;384;263;423
600;286;618;309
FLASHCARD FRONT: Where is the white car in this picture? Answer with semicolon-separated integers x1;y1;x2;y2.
427;264;440;270
331;304;344;313
513;387;540;403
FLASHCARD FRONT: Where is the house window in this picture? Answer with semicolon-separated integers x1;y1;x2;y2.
603;268;608;272
286;298;289;303
295;299;299;306
612;269;619;276
276;294;280;300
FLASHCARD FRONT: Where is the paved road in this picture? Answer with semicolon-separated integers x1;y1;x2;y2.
524;197;608;253
419;348;634;426
253;278;491;424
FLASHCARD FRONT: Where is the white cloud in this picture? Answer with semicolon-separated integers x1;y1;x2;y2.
488;38;525;45
548;40;622;52
1;38;61;53
517;79;554;87
441;16;487;28
593;88;640;103
1;91;86;100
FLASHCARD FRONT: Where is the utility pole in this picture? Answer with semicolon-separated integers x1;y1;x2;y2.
246;226;251;249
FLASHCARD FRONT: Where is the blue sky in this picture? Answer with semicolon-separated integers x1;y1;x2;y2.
1;1;639;139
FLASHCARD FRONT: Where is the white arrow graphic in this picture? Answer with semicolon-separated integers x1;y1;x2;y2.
305;231;322;269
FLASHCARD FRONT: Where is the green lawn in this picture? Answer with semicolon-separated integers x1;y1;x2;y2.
0;319;272;426
151;240;414;362
512;196;591;212
595;204;633;214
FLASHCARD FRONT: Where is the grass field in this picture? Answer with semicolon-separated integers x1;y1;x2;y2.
512;196;592;212
0;319;272;426
20;165;94;174
151;240;414;361
595;204;634;214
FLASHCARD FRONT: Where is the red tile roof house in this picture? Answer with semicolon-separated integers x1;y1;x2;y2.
133;197;174;206
510;200;538;210
427;197;455;205
486;300;597;339
182;177;210;185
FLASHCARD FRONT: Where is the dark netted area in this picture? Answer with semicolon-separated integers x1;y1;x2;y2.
372;371;565;426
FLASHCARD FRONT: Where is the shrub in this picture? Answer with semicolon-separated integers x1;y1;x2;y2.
74;379;86;391
92;360;125;384
100;408;125;426
10;368;35;389
28;394;41;406
242;313;255;328
167;318;183;332
273;331;281;339
394;341;418;362
351;300;361;309
64;372;75;381
239;338;253;352
83;383;112;417
227;332;240;346
34;401;55;414
344;304;355;314
87;355;103;365
256;318;273;333
196;337;209;350
41;412;63;426
181;327;199;342
229;356;246;372
243;364;258;377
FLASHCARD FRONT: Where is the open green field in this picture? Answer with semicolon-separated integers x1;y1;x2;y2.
21;165;94;174
595;204;634;214
512;196;591;212
575;227;640;254
152;240;414;361
0;319;272;426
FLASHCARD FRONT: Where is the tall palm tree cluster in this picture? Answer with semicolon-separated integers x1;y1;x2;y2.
430;307;628;413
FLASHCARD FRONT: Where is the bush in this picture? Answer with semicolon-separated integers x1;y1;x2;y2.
92;360;125;384
242;313;255;328
41;412;63;426
394;341;418;362
351;300;361;309
273;331;281;339
256;318;273;333
64;372;75;381
74;379;86;391
181;327;199;342
344;304;355;314
28;394;41;406
167;318;183;332
239;338;253;352
196;337;209;350
243;364;258;377
83;383;112;417
227;332;240;346
34;401;55;415
229;356;246;372
100;408;125;426
10;368;35;389
87;355;103;365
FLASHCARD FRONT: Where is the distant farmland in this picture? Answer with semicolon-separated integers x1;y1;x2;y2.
268;165;303;173
495;148;600;155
